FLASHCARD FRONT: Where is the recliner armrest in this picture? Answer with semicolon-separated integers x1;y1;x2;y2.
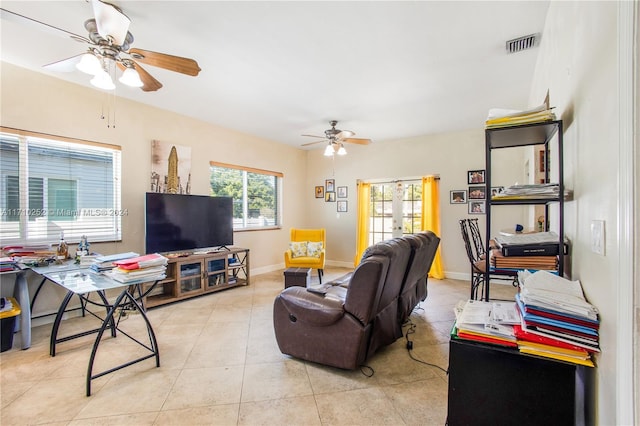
277;287;345;326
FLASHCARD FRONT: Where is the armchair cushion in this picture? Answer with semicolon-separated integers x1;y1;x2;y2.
289;241;308;258
306;241;324;258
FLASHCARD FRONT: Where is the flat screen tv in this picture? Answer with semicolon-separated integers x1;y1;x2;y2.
145;192;233;254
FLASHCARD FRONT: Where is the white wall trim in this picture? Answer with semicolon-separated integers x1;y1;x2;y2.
616;1;637;424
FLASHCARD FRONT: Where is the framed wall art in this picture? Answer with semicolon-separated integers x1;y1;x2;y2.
325;179;335;192
337;200;348;212
450;190;467;204
468;185;486;200
467;169;485;184
337;186;348;198
468;201;486;214
325;191;336;202
315;186;324;198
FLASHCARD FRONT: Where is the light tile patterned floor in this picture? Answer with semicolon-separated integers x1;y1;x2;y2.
0;267;516;425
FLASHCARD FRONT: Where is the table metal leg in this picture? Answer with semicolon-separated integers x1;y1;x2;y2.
50;291;74;357
14;271;31;350
86;288;160;396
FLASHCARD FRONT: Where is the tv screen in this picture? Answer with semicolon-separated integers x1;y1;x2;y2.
145;193;233;254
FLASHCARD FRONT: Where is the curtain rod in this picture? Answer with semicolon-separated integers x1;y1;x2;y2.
358;175;440;184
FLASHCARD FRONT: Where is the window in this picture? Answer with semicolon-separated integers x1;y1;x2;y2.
0;128;122;244
369;181;422;245
210;162;282;230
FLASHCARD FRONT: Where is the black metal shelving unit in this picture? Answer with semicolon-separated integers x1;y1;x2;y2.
484;120;565;301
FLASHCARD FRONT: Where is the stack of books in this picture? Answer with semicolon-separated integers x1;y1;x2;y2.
485;103;556;129
106;253;168;284
515;270;599;367
452;299;520;348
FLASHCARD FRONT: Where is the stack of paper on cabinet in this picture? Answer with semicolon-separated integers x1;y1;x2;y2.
515;270;599;367
452;299;520;348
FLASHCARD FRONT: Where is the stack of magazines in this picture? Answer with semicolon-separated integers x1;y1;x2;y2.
492;183;573;201
515;270;599;367
106;253;168;283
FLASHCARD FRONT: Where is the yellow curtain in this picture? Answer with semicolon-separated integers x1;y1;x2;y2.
354;181;371;266
422;176;445;279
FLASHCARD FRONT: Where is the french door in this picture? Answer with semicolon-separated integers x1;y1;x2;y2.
369;181;422;245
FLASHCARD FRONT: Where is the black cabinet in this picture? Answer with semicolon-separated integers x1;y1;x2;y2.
447;338;593;426
484;120;566;300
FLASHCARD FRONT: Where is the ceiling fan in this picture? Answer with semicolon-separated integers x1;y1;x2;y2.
0;0;201;92
302;120;372;156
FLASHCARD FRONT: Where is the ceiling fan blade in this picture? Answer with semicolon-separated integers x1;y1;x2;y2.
301;134;326;138
91;0;131;46
0;8;90;43
43;53;85;72
129;48;201;76
301;139;329;147
117;61;163;92
343;138;372;145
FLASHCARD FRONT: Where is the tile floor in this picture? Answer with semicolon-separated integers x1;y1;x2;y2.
0;267;517;425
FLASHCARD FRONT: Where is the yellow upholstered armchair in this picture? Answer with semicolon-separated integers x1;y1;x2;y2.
284;228;326;283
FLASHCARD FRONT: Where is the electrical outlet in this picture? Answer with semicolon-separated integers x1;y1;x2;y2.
590;220;605;255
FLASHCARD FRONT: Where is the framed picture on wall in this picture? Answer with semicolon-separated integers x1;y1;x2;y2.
325;179;335;192
325;191;336;202
315;186;324;198
337;200;348;212
337;186;348;198
468;201;486;214
468;185;486;199
467;169;485;184
450;190;467;204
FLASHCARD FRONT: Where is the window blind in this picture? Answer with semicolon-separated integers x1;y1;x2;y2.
0;130;122;245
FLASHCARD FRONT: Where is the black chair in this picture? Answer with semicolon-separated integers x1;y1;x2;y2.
459;218;517;300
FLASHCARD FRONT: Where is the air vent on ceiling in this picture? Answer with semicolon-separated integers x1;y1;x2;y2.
506;33;540;54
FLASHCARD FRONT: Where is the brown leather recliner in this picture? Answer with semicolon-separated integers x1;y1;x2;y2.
273;254;391;369
273;232;440;369
273;237;417;369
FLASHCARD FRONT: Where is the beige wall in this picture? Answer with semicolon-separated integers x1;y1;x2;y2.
529;1;635;423
0;62;307;317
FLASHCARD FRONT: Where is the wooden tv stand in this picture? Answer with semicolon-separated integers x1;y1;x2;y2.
140;247;249;308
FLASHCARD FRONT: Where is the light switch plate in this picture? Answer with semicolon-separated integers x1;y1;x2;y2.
591;220;605;255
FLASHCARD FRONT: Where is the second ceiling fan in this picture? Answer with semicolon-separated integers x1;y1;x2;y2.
302;120;372;156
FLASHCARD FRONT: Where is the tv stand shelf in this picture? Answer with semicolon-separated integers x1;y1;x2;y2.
141;247;249;308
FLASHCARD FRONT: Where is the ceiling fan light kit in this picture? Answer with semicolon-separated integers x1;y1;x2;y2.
90;68;115;90
76;52;102;75
119;65;144;88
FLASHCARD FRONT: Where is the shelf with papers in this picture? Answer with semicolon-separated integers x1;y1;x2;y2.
484;119;567;300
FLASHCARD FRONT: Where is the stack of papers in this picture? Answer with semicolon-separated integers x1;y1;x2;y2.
515;270;599;366
0;257;16;272
90;252;139;273
492;183;567;200
486;103;556;129
452;299;520;347
106;253;168;283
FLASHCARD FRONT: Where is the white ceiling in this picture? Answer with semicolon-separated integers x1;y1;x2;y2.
0;1;550;148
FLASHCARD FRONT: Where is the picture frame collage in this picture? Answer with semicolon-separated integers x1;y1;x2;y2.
451;169;502;215
316;179;348;212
